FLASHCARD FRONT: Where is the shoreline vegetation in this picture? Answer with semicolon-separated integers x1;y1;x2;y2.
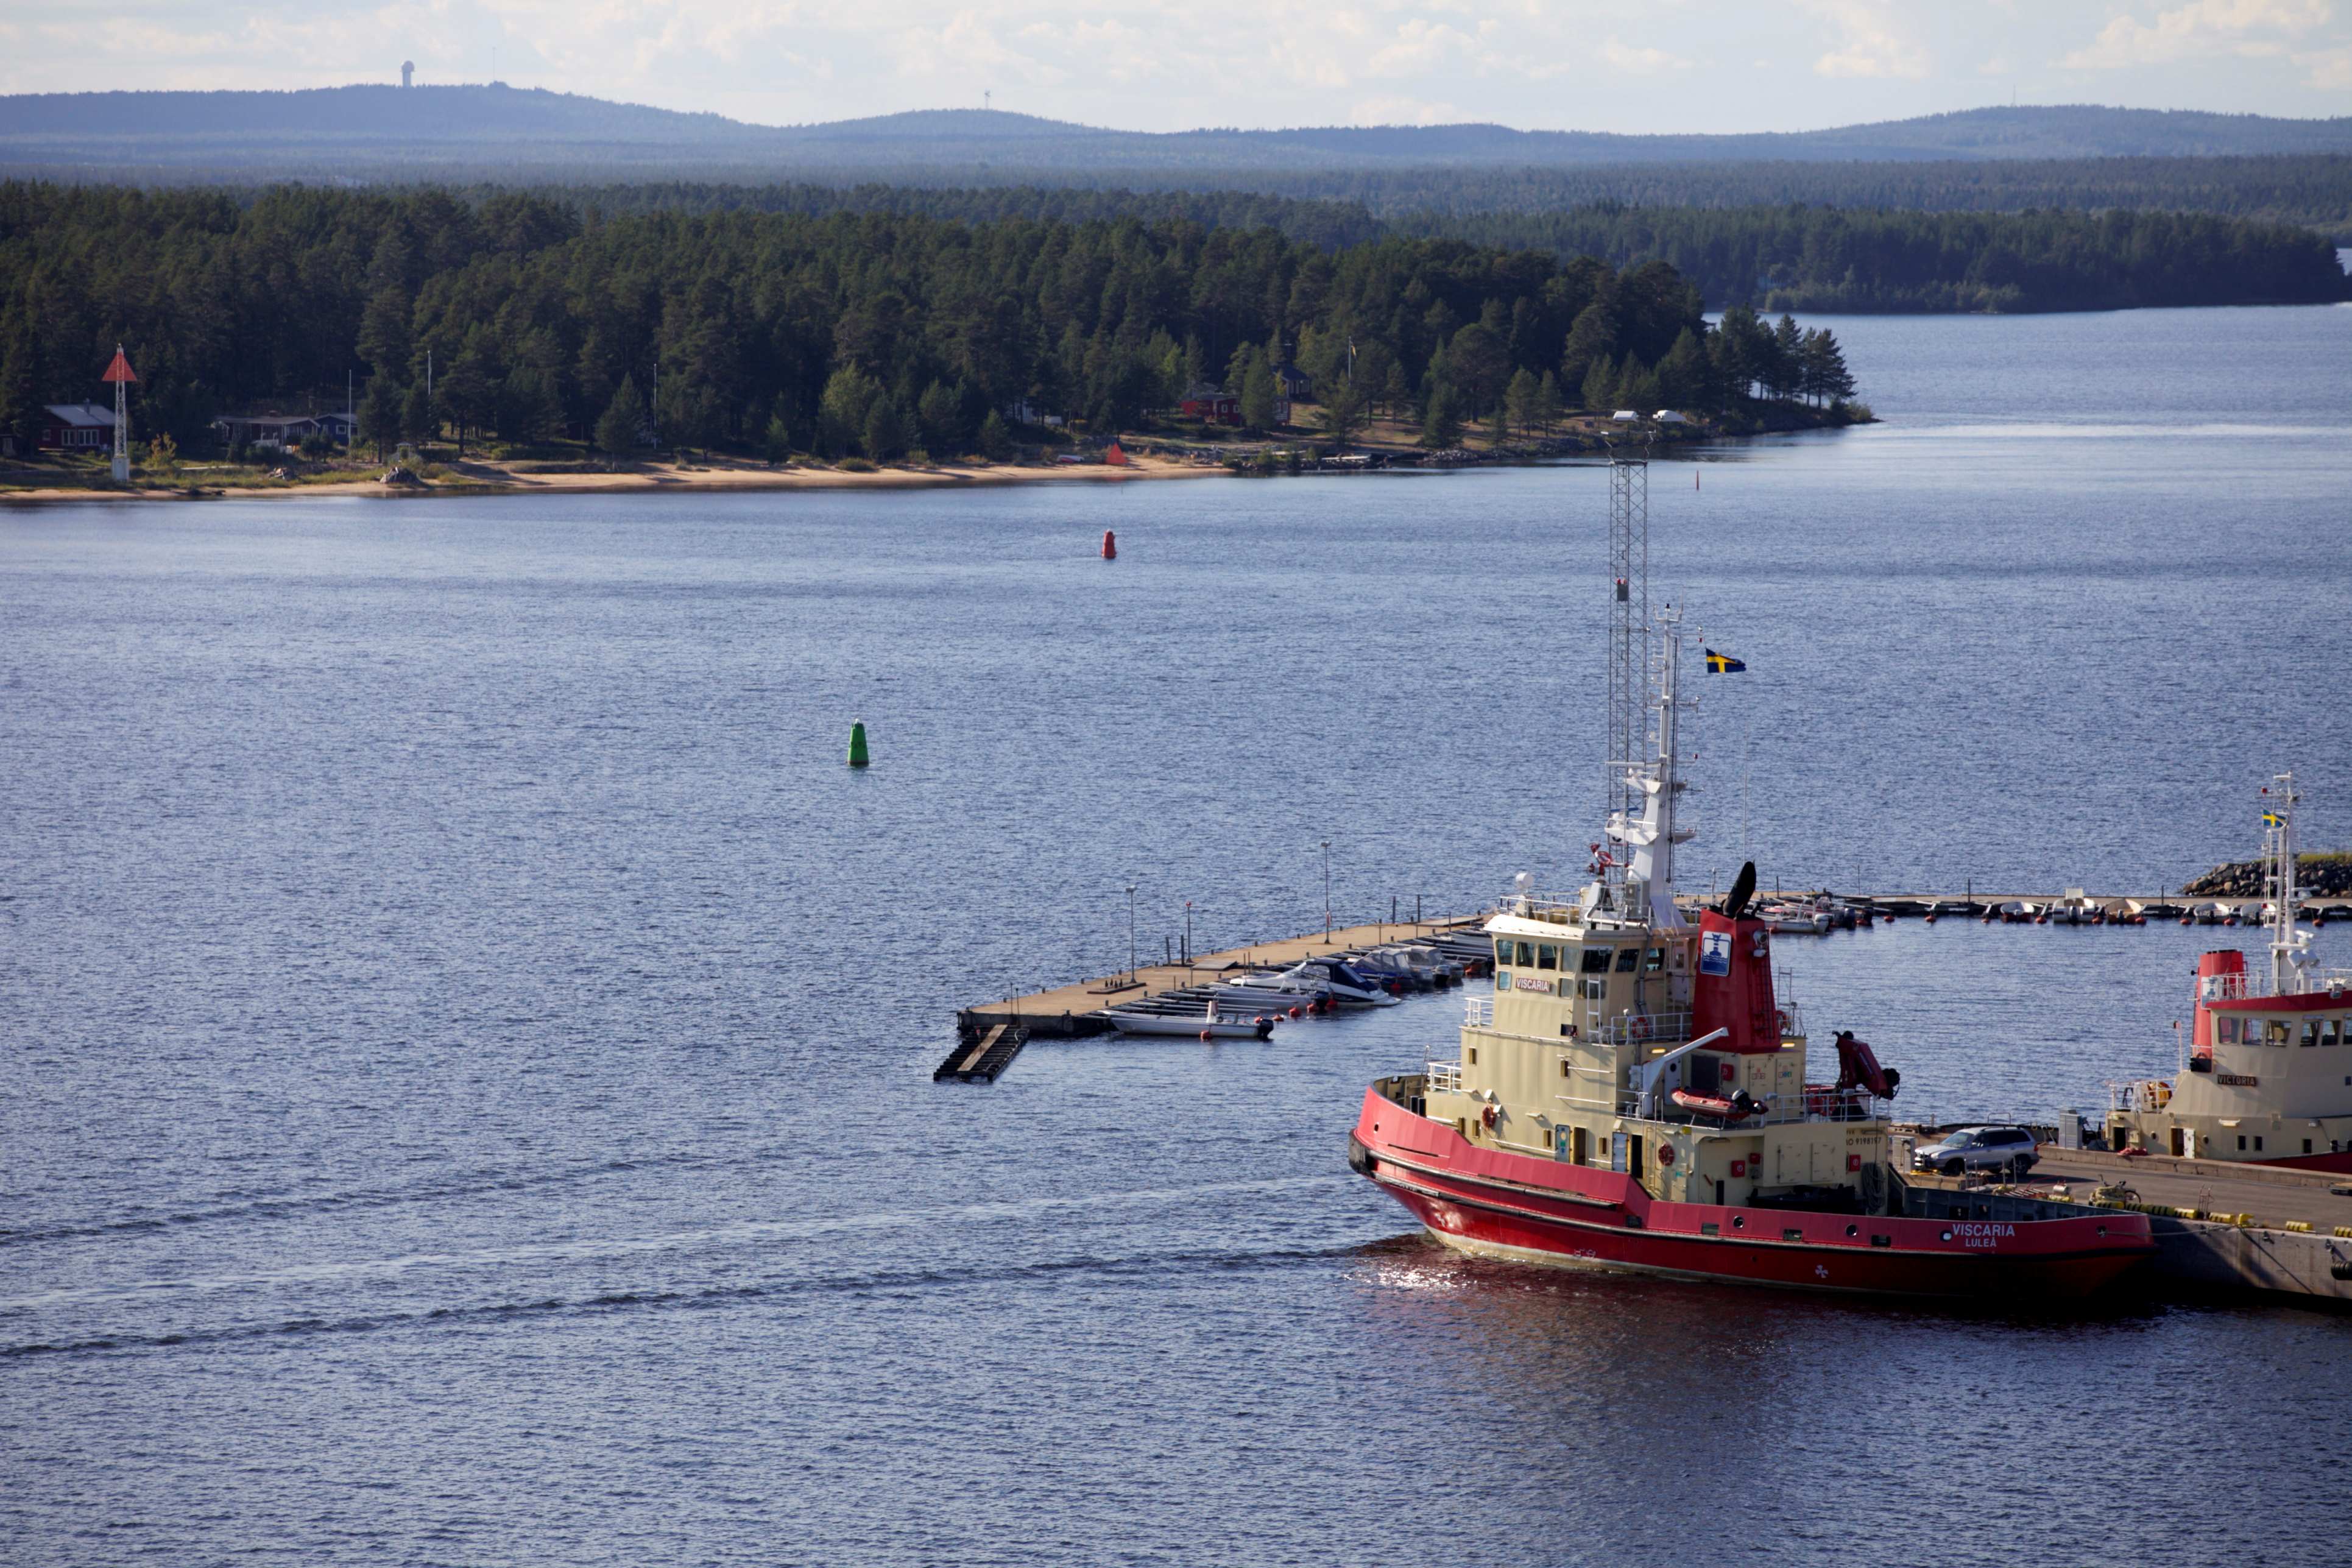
1;401;1866;504
1;186;1871;487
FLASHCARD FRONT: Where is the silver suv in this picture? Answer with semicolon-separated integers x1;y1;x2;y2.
1913;1126;2039;1179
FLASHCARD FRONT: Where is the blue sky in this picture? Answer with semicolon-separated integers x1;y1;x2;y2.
8;1;2347;132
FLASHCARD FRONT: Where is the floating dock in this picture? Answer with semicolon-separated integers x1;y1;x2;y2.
954;914;1486;1042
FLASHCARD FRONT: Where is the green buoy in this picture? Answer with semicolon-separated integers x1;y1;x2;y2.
847;720;870;768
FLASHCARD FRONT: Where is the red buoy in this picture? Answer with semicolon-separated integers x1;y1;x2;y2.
1101;529;1117;559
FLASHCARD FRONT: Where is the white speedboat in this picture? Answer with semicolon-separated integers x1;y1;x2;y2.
1223;958;1399;1007
1756;901;1830;935
1104;997;1277;1039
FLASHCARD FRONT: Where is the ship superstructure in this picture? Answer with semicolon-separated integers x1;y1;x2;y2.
1346;454;2153;1298
2109;774;2352;1170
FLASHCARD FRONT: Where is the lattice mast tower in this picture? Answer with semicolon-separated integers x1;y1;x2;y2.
1600;443;1693;927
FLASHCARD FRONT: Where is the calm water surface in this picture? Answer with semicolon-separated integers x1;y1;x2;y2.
5;303;2351;1566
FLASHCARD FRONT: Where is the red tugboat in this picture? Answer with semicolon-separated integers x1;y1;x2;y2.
2108;774;2352;1171
1346;455;2153;1300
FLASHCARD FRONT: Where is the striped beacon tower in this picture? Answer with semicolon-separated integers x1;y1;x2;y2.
101;344;136;482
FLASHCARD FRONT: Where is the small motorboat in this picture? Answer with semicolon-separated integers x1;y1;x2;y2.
1756;901;1829;935
1103;996;1277;1039
1293;956;1402;1006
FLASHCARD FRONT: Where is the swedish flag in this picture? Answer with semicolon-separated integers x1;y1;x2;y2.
1704;649;1746;674
2262;810;2284;828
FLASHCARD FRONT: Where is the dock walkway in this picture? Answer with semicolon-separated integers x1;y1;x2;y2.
955;915;1485;1040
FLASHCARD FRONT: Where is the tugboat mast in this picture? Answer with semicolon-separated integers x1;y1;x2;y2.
2264;771;2311;993
1598;443;1690;931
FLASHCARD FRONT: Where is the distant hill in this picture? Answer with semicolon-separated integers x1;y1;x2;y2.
5;89;2350;175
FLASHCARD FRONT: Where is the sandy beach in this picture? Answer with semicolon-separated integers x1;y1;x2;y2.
0;449;1238;504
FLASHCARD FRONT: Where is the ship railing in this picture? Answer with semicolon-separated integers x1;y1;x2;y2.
1636;1087;1893;1126
2199;967;2352;1001
1426;1060;1464;1093
1588;1011;1693;1048
1462;994;1494;1028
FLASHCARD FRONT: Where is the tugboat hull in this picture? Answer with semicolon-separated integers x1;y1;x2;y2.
1351;1092;2152;1302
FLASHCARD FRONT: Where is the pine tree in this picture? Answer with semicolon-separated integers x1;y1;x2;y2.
1240;354;1278;431
1580;353;1616;413
1657;328;1707;413
355;286;411;377
1419;382;1461;449
977;409;1012;462
1534;371;1564;433
401;378;436;447
500;366;564;445
763;413;793;465
1559;302;1618;398
594;375;647;468
818;366;880;457
357;374;405;463
917;379;961;454
1616;356;1659;415
1771;315;1804;402
0;301;38;454
863;398;905;462
1803;328;1857;406
1315;382;1365;447
1381;361;1410;421
1504;367;1541;437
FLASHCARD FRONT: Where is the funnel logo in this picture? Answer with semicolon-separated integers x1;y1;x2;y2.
1700;931;1732;976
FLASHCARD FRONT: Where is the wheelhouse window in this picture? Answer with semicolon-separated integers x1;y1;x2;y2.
2218;1017;2240;1044
1536;944;1558;970
2265;1020;2290;1045
1514;941;1536;968
2325;1019;2343;1046
1644;947;1665;972
1614;947;1640;973
2302;1019;2322;1047
1581;946;1614;974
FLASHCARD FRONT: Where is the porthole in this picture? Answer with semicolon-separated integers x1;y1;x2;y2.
1939;1229;1953;1242
1845;1223;1859;1238
1731;1215;1745;1230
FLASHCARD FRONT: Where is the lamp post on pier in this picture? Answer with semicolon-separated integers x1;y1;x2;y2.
1322;841;1332;942
1126;884;1138;982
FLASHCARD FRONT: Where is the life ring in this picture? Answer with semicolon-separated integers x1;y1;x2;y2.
1776;1009;1792;1035
1631;1017;1650;1040
1480;1104;1499;1129
1658;1143;1676;1165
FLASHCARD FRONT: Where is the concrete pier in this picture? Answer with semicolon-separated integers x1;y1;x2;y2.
1918;1147;2352;1307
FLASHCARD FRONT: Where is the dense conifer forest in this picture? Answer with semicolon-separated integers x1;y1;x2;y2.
0;183;1861;458
516;181;2352;312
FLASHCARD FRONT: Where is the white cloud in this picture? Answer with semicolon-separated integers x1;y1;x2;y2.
1349;95;1463;125
1802;0;1929;79
2063;0;2334;69
2298;41;2352;81
1602;37;1691;74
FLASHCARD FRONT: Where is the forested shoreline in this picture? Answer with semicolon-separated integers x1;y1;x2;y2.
0;183;1858;461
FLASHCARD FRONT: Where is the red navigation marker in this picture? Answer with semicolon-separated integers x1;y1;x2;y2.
102;348;137;383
